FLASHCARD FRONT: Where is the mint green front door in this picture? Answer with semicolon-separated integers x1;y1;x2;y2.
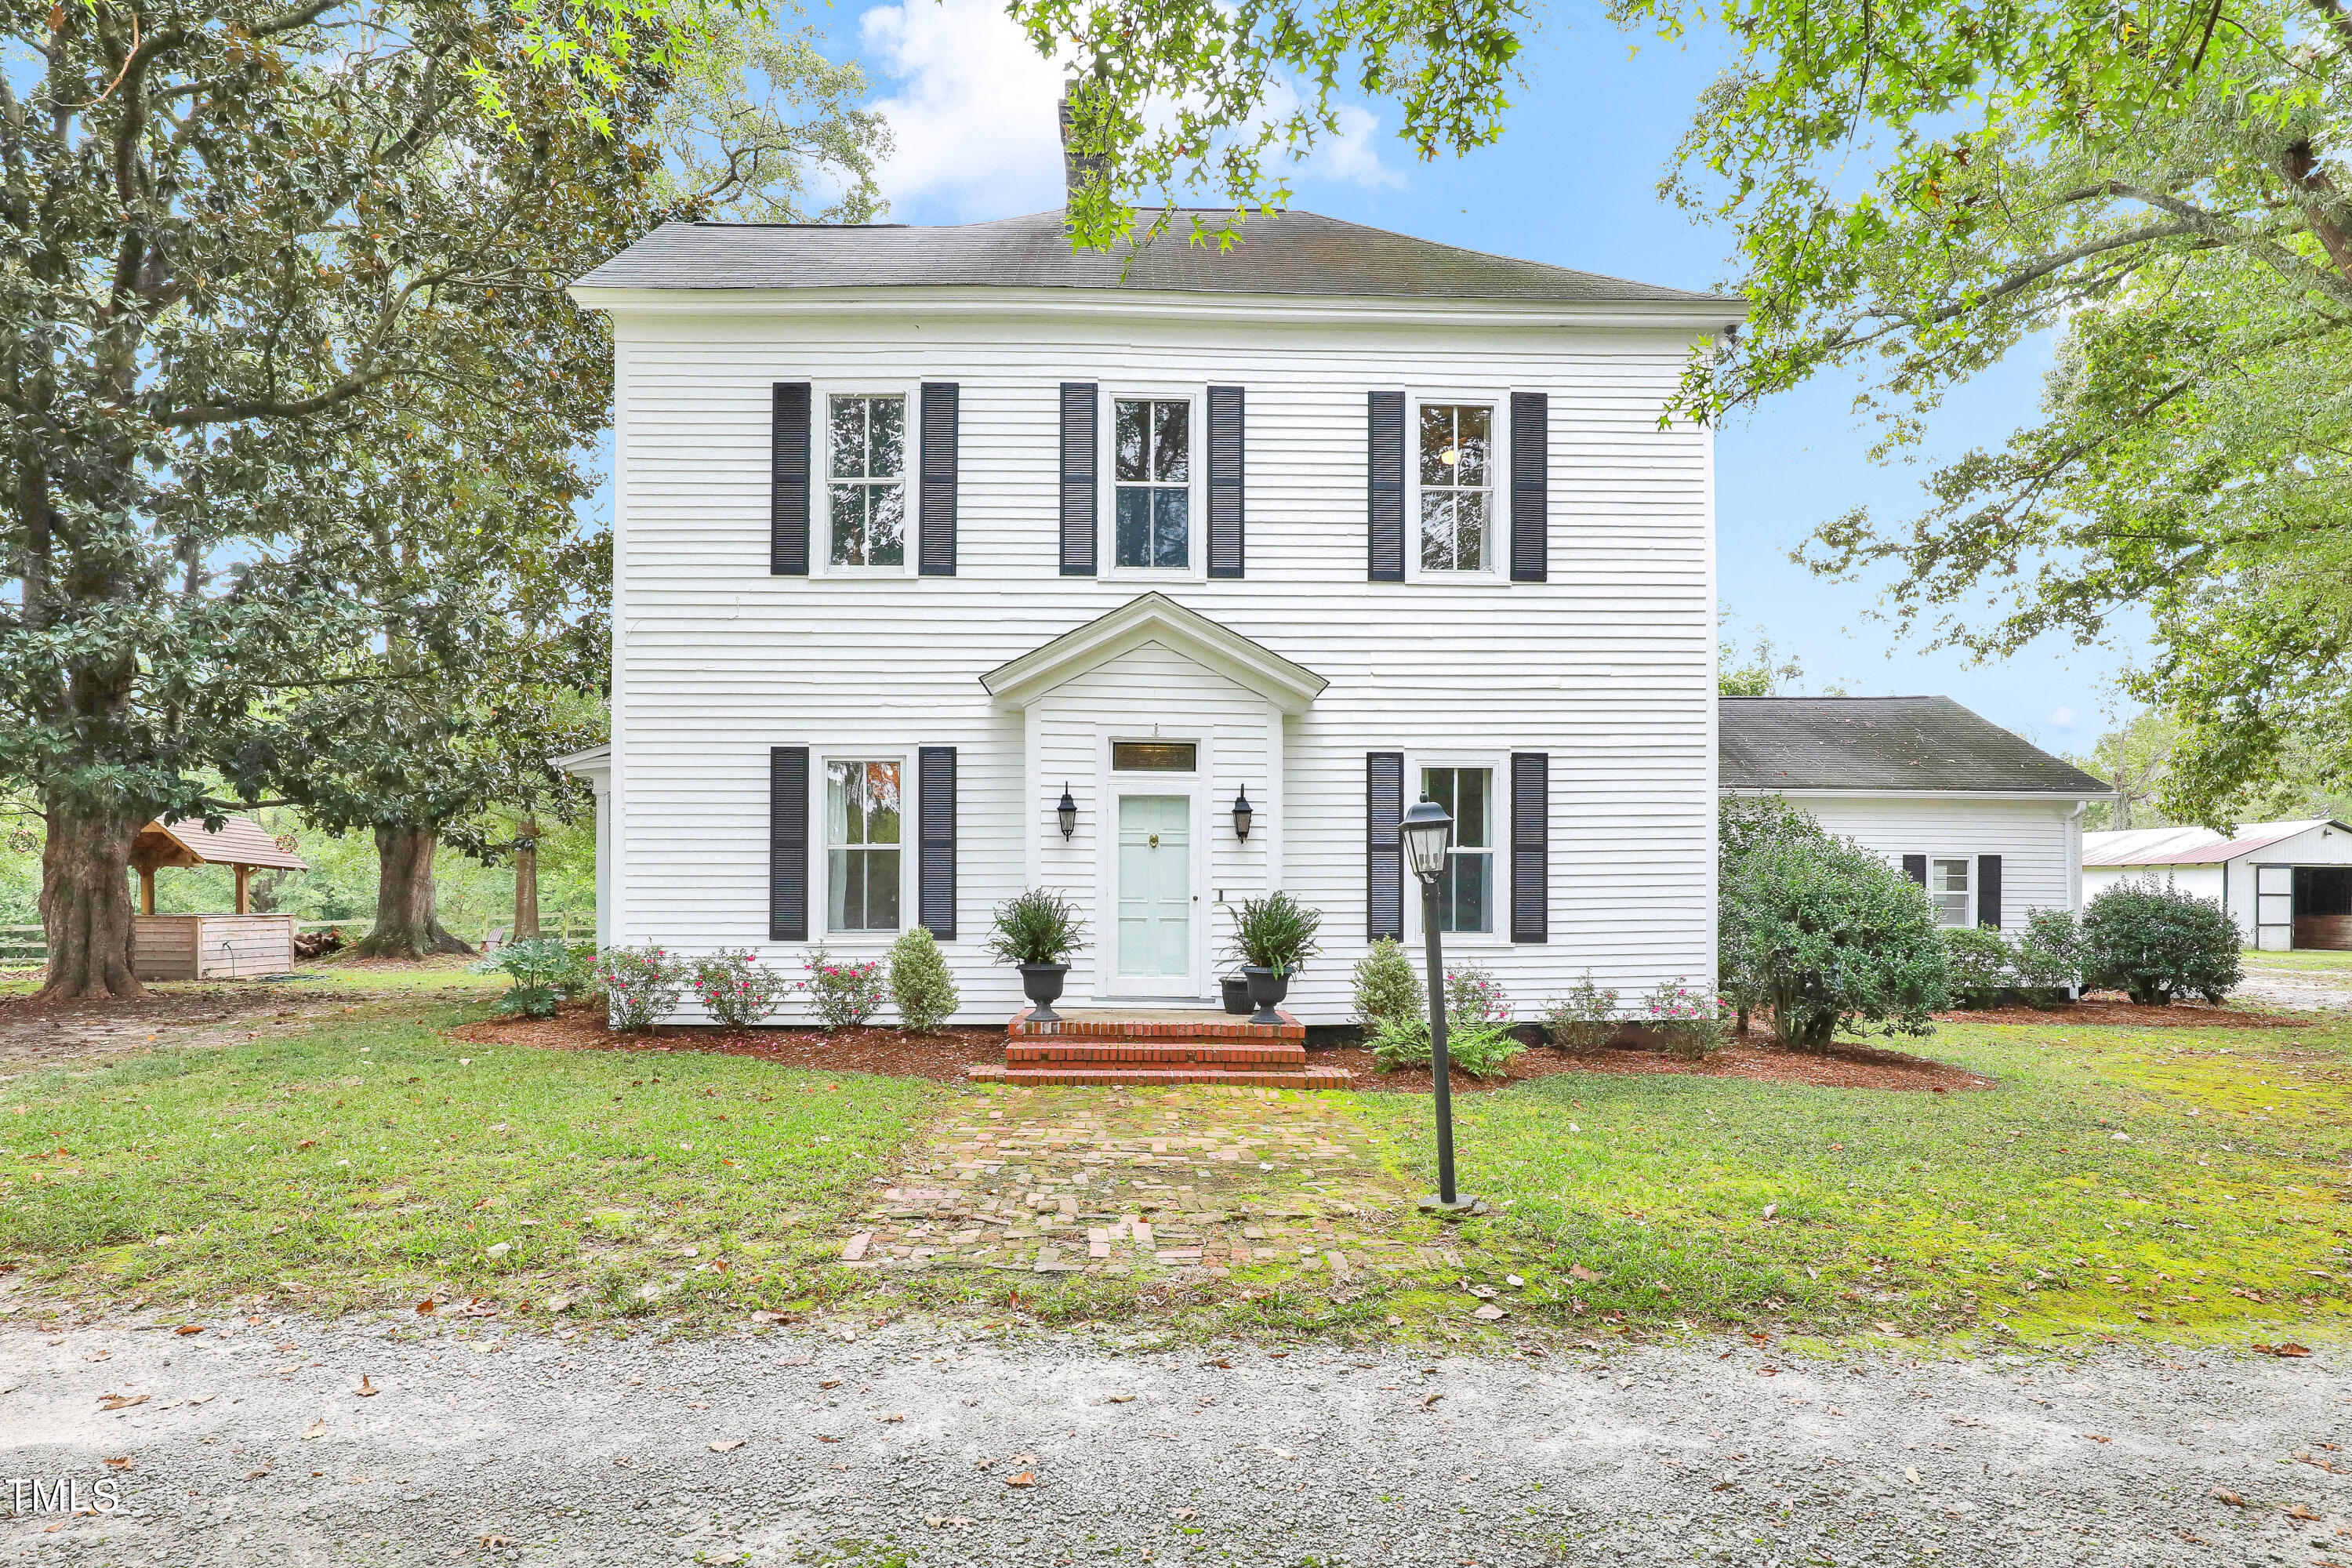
1117;795;1192;983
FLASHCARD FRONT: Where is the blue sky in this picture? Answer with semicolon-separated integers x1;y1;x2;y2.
809;0;2137;753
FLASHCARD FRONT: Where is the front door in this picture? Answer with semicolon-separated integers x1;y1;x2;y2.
2256;863;2294;950
1117;795;1192;990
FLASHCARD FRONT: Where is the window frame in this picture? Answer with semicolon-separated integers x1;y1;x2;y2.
815;381;920;578
1100;384;1206;582
1406;752;1507;944
1927;855;1975;929
1405;393;1506;582
817;752;914;940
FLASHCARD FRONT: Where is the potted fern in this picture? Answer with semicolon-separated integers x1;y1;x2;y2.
988;888;1088;1022
1223;891;1323;1023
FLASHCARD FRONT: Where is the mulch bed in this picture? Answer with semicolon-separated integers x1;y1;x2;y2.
453;1007;1991;1094
1941;993;2310;1029
445;1007;1001;1083
1319;1035;1994;1095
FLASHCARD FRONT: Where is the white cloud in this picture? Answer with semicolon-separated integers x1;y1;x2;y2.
857;0;1403;219
859;0;1069;220
2046;706;2079;728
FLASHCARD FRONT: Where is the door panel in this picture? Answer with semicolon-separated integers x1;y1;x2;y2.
1117;795;1192;981
2256;863;2294;951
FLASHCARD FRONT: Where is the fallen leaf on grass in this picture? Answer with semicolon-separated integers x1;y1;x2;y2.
353;1377;377;1397
1004;1471;1036;1488
2287;1504;2323;1521
1872;1321;1902;1334
2212;1488;2246;1508
2254;1342;2314;1358
96;1394;147;1411
413;1298;437;1315
1106;1392;1135;1404
1904;1467;1921;1485
1569;1265;1599;1282
1419;1392;1443;1407
173;1325;204;1337
302;1421;326;1439
2082;1433;2112;1443
709;1439;745;1453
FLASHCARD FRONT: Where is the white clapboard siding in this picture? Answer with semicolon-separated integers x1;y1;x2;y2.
608;303;1718;1022
1780;795;2085;924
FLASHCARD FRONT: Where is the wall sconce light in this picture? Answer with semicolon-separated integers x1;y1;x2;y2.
1232;786;1254;841
1057;783;1078;841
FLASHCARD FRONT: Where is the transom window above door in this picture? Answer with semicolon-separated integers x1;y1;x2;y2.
1418;404;1492;572
1420;765;1494;934
1114;397;1190;568
1930;858;1972;927
826;760;902;932
828;394;906;568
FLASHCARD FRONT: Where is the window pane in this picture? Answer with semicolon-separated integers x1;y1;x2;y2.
1419;405;1454;486
869;397;904;478
1439;851;1494;933
1153;489;1189;567
1421;768;1456;823
1154;400;1189;482
865;763;902;845
1115;400;1149;482
1453;405;1490;486
1933;858;1969;892
866;848;902;929
1115;488;1152;567
1420;494;1457;570
830;397;867;478
1112;742;1199;771
1453;492;1486;570
827;762;857;846
1455;768;1490;848
829;485;864;565
868;484;905;565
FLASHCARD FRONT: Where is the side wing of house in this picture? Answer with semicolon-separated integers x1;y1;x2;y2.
1782;793;2085;926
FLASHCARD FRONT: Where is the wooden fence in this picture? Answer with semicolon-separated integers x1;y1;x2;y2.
0;912;588;968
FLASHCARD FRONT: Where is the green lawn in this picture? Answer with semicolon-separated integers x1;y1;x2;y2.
1360;1014;2352;1348
0;994;945;1321
2242;946;2352;972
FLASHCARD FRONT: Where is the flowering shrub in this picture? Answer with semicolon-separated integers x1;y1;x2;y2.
1541;972;1621;1051
690;948;791;1030
801;944;887;1029
597;946;686;1033
1643;977;1726;1062
1445;961;1512;1031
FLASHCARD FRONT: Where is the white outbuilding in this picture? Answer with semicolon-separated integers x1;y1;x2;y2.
2082;820;2352;951
1720;696;2113;931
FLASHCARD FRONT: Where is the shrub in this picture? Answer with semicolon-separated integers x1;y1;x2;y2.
2013;908;2083;1005
1222;891;1323;976
1541;972;1620;1051
1446;961;1512;1031
596;946;686;1033
470;936;579;1019
1940;925;2016;1009
2082;884;2243;1005
1718;793;1830;1022
800;945;889;1028
889;927;960;1033
1642;977;1725;1061
1351;939;1425;1031
690;948;792;1030
986;889;1088;967
1719;833;1951;1051
1367;1014;1526;1079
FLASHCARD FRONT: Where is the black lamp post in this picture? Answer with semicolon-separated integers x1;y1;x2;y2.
1400;795;1476;1214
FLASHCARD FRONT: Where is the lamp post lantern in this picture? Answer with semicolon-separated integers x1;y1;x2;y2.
1399;796;1476;1214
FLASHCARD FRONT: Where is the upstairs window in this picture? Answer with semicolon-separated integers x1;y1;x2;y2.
1418;404;1492;572
828;394;906;568
826;760;902;931
1420;765;1494;933
1930;858;1972;927
1114;397;1190;568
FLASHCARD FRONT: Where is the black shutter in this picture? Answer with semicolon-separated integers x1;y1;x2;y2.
1511;752;1548;943
1510;391;1548;583
769;746;810;942
1978;855;2003;930
919;383;959;577
917;746;956;939
1207;385;1245;579
1901;854;1927;886
1367;752;1404;942
771;383;811;575
1367;391;1405;583
1059;383;1098;575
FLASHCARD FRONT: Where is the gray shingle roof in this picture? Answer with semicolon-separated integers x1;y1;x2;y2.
1719;696;2111;795
573;209;1736;307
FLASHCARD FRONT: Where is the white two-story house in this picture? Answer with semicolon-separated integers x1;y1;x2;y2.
561;195;1742;1025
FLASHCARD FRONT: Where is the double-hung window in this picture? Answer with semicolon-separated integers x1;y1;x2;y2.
1420;765;1494;934
1418;404;1493;572
827;394;906;568
826;760;902;932
1114;397;1190;568
1930;858;1972;927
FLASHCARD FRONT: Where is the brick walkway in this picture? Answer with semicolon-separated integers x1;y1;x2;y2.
837;1084;1477;1289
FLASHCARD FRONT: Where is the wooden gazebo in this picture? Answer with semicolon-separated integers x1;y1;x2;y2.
129;815;309;980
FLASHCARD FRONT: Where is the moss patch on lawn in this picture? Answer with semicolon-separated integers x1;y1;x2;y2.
0;1002;945;1321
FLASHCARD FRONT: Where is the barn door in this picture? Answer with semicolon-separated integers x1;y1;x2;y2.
2254;863;2294;951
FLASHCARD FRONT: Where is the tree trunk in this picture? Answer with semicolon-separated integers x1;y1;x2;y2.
354;823;474;957
514;818;540;939
36;800;147;1001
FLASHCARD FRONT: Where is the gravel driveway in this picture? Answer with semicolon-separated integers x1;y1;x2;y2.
3;1317;2346;1566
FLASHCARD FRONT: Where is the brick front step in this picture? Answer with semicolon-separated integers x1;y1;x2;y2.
1007;1007;1305;1044
1005;1040;1307;1067
967;1063;1354;1090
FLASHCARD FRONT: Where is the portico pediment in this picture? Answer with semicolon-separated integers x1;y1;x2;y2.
978;593;1328;714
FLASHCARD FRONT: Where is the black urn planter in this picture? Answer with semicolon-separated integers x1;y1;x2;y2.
1018;962;1070;1023
1220;975;1253;1015
1241;965;1290;1025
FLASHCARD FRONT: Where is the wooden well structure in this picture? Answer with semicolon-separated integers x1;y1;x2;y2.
129;815;309;980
